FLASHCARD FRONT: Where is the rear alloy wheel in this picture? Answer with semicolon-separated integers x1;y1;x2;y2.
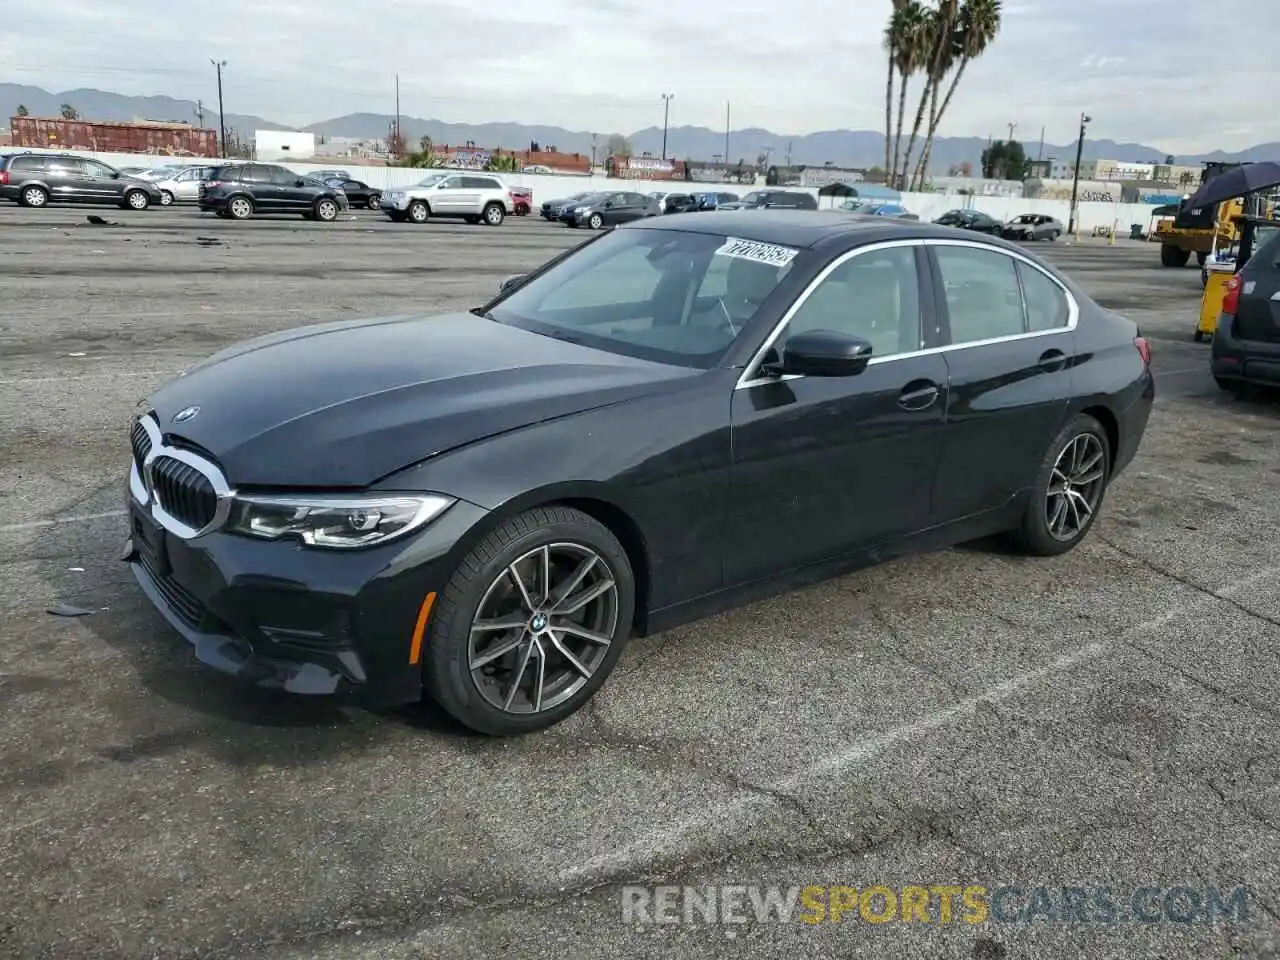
314;198;338;222
408;200;429;223
124;189;150;210
159;190;174;206
20;185;48;208
588;212;604;229
367;194;381;210
482;202;505;226
1214;375;1243;393
1011;414;1110;556
227;196;254;220
423;506;634;736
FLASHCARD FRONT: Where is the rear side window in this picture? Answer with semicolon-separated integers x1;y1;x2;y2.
1017;262;1071;331
211;166;243;181
934;246;1027;344
9;156;48;171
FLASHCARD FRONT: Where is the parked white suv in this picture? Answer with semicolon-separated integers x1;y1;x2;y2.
380;173;513;225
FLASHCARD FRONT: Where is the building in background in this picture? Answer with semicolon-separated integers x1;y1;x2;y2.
9;116;216;156
254;130;316;161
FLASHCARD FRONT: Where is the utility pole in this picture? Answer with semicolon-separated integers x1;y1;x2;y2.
661;93;674;160
196;99;204;127
725;101;730;167
210;59;227;158
394;73;401;157
1037;125;1045;160
1007;121;1017;142
1067;112;1091;235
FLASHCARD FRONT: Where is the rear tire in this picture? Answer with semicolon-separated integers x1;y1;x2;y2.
387;211;407;223
422;506;635;736
1215;376;1243;393
482;202;505;226
407;200;429;224
227;196;254;220
1161;244;1191;267
20;185;49;208
1009;414;1111;557
1193;330;1205;342
367;194;381;210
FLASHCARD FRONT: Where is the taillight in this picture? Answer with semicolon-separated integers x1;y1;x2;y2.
1134;336;1151;368
1222;274;1242;316
0;170;7;185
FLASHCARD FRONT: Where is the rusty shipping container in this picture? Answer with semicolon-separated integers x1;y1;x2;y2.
9;117;218;157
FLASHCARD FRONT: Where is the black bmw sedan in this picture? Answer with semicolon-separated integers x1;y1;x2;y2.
124;211;1154;736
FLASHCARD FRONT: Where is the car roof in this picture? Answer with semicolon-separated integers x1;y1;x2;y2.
626;209;984;249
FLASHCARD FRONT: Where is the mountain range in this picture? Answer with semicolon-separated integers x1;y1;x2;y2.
3;83;1277;171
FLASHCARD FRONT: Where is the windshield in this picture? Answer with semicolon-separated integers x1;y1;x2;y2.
414;174;447;188
489;227;801;367
742;191;769;204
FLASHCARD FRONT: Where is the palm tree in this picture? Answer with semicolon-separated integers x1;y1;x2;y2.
900;0;958;192
16;104;28;116
886;1;928;190
912;0;1002;188
60;103;78;120
883;0;911;186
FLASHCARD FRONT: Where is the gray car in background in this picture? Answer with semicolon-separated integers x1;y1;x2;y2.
153;165;220;205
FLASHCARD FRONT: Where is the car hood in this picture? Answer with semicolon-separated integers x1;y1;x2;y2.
146;312;697;488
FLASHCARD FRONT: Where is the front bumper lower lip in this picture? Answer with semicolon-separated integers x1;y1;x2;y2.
126;536;346;695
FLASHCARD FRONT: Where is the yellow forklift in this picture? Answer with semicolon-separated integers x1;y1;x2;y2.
1197;214;1280;340
1158;162;1249;268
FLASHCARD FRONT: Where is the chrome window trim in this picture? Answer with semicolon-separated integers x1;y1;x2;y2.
129;414;236;540
735;237;1079;390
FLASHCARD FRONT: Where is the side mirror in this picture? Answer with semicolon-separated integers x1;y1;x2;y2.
499;274;526;294
604;200;615;208
295;179;306;187
779;330;873;377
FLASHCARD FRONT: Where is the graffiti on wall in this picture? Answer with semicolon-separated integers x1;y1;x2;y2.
1025;179;1121;203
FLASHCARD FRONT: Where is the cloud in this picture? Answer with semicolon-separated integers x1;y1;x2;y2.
1;0;1276;151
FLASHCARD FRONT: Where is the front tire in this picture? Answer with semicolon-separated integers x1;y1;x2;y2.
313;197;339;221
588;212;604;229
423;506;635;736
1010;414;1111;556
407;200;429;223
1161;244;1191;267
123;189;150;210
367;194;381;210
159;190;174;206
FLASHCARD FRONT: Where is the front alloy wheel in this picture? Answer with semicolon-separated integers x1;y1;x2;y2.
227;197;253;220
423;506;634;735
159;190;174;206
314;198;338;221
125;190;150;210
588;212;604;229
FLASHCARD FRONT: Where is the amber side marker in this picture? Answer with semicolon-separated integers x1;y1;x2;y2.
408;592;437;665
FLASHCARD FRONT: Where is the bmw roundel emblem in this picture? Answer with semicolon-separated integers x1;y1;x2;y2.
172;405;201;424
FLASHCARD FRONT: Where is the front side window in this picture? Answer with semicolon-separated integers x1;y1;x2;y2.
781;245;922;359
489;228;801;367
934;245;1027;344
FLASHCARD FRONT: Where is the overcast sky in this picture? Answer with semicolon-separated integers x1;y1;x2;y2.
2;0;1277;152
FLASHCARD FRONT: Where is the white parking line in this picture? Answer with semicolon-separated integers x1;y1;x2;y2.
558;564;1280;885
1154;366;1210;377
0;510;127;534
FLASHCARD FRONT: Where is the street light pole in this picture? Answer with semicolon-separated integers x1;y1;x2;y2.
661;93;674;160
1067;112;1091;235
211;59;227;158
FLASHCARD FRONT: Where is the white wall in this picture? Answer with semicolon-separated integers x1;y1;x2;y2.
26;147;1156;232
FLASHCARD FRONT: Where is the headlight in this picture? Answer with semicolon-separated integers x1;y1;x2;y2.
574;206;587;213
227;493;453;549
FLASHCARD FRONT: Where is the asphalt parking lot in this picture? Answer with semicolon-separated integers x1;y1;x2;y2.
3;206;1280;960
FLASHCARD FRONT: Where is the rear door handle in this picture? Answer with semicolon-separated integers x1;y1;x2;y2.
1038;349;1067;372
898;380;941;411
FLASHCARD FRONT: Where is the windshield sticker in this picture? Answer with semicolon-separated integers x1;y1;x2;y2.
714;237;799;267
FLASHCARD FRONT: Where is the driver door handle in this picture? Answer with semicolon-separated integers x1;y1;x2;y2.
1038;349;1067;372
898;379;941;411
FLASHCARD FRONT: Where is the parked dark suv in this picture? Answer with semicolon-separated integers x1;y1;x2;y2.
0;152;163;210
717;189;817;211
198;163;350;220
